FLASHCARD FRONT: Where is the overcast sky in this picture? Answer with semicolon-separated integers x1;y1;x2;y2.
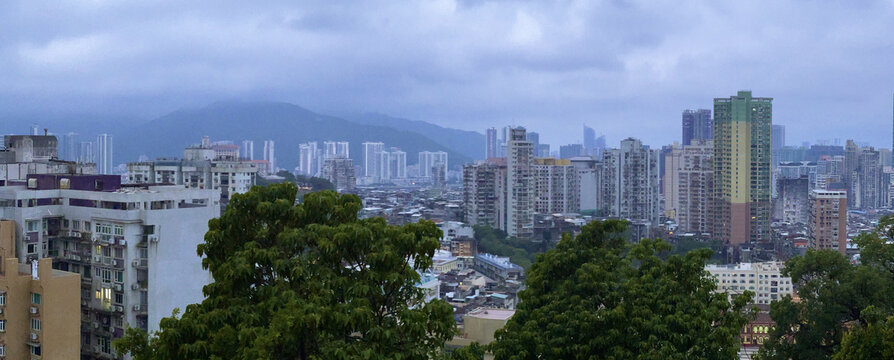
1;0;893;149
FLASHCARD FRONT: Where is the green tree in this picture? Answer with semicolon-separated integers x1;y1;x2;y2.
834;308;894;360
114;183;456;360
489;220;753;360
758;216;894;360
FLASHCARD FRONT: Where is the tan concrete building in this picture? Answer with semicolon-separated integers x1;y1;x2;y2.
0;220;80;359
461;308;515;345
807;190;848;255
664;140;714;234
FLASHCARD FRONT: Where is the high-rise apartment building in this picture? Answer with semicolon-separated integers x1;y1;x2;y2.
0;174;218;359
321;157;356;192
536;144;551;158
241;140;254;160
854;147;883;210
713;91;772;247
63;132;78;161
505;128;535;238
774;177;810;224
389;148;407;179
570;157;603;212
0;221;81;358
602;138;660;229
298;142;321;177
418;151;448;179
772;125;786;153
681;109;712;146
664;140;713;234
583;125;596;156
377;151;392;182
533;158;580;214
807;190;847;255
362;142;385;181
79;141;95;164
323;141;349;159
485;128;498;159
96;134;113;174
462;161;506;229
263;140;275;174
559;144;584;159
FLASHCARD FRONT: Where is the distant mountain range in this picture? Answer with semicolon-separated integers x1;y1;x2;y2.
113;101;482;170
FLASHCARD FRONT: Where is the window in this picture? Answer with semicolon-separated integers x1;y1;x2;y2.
0;320;5;332
31;318;40;331
114;292;124;304
102;269;111;283
26;244;36;254
0;345;5;356
113;225;124;236
31;345;41;356
98;336;111;354
31;293;41;305
115;271;124;283
26;220;39;232
0;294;5;306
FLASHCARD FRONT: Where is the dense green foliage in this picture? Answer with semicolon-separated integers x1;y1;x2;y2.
758;216;894;360
669;237;724;264
114;183;456;360
472;225;548;269
490;220;753;360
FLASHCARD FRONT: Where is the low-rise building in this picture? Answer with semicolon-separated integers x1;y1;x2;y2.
705;262;793;305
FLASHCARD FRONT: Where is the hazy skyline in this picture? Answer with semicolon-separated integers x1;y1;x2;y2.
1;0;893;149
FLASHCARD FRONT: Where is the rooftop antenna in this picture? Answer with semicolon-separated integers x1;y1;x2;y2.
44;128;48;136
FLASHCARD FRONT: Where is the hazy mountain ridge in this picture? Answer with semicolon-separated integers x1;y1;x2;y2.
340;112;484;162
114;101;474;169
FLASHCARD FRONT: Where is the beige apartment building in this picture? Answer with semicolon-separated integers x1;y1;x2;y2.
807;190;848;255
0;220;81;359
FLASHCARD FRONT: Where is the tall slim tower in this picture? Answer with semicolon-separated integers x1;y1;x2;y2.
96;134;113;174
505;127;534;238
713;91;772;247
583;125;596;155
263;140;275;173
241;140;254;160
362;142;385;180
485;128;498;159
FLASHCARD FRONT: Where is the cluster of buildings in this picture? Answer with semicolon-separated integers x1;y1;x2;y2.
465;91;887;264
0;134;220;358
358;141;448;187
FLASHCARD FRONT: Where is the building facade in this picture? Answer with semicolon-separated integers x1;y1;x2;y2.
533;158;580;214
602;138;660;228
807;189;847;255
705;262;793;305
664;140;713;234
713;91;772;247
0;174;219;359
505;128;534;238
321;157;356;192
462;161;506;230
0;220;81;359
682;109;713;146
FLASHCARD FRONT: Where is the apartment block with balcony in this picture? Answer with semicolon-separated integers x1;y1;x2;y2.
705;262;793;305
0;220;81;359
807;190;848;255
0;174;218;359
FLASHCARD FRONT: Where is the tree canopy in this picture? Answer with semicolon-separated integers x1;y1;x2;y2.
489;220;753;360
758;216;894;360
114;183;455;360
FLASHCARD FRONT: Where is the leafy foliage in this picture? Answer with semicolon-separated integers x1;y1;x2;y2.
758;215;894;360
472;225;547;269
114;183;456;360
489;220;753;360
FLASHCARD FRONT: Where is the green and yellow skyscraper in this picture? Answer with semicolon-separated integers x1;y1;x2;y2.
713;91;772;247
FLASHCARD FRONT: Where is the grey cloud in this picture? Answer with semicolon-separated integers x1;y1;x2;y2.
1;0;893;149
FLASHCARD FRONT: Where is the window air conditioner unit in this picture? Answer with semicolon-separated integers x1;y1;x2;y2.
29;306;38;315
30;332;38;341
131;283;140;290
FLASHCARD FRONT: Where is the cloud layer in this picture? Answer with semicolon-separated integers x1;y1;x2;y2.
2;0;893;148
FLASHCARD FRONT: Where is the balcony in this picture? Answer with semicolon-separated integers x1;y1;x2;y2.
131;259;148;269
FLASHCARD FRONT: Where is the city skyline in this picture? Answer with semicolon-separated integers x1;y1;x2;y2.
1;2;893;150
